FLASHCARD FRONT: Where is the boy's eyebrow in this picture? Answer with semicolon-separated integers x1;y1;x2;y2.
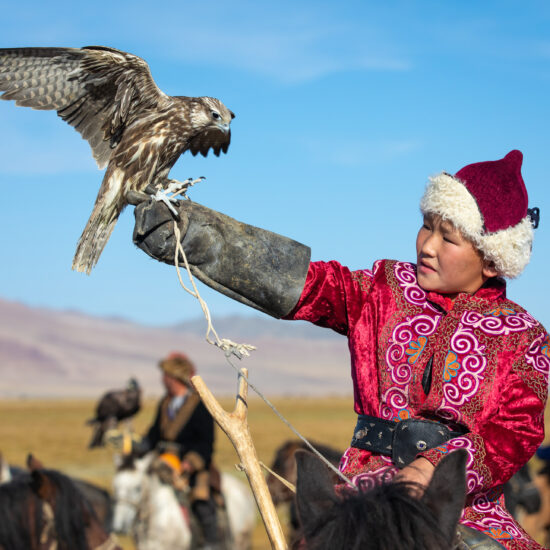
439;219;457;233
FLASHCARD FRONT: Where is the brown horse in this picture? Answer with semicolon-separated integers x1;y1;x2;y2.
267;439;343;505
26;453;114;533
266;439;343;540
0;463;121;550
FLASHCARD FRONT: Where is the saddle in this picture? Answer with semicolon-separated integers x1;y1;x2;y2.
155;453;223;505
456;525;506;549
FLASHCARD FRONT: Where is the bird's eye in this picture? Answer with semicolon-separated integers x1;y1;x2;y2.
211;111;221;120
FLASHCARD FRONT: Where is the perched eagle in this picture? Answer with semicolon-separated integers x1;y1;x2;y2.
87;378;141;448
0;46;234;273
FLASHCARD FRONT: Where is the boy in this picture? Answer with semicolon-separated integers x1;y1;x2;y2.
132;150;548;549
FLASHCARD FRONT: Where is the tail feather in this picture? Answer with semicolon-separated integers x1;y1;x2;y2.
88;423;105;448
72;202;120;274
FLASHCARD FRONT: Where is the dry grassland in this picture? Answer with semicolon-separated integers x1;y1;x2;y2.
0;395;355;549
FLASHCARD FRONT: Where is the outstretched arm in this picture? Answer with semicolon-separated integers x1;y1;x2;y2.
132;195;311;318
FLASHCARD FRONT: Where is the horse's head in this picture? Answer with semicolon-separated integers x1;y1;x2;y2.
111;452;153;534
267;440;343;506
295;449;468;550
30;467;121;550
267;440;303;505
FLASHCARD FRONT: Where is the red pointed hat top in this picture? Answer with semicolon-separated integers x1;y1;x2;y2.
454;150;528;233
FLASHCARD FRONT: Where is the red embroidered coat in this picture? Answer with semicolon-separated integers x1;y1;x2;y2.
286;259;549;549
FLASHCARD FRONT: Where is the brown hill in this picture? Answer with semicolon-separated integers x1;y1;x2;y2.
0;298;352;398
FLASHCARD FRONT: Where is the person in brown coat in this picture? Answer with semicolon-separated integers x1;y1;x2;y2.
135;352;220;548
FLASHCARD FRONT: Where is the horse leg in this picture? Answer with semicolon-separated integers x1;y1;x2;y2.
192;498;224;548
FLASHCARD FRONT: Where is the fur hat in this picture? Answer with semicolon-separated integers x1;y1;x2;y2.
420;150;536;278
159;352;196;385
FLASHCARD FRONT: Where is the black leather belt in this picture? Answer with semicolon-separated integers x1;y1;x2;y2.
351;414;467;468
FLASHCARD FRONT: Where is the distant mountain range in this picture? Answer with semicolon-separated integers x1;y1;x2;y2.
0;298;352;398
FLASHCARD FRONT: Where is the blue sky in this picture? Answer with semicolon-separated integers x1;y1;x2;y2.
1;1;549;328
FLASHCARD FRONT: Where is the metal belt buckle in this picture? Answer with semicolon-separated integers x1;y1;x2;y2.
391;418;453;468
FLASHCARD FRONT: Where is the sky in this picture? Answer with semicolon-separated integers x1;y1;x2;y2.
1;1;549;329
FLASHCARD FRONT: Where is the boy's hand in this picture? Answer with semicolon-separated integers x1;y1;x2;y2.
394;456;435;496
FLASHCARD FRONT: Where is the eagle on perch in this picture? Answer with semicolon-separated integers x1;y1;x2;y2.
0;46;234;273
87;377;142;449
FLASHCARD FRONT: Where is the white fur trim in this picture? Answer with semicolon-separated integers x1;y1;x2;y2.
420;172;533;278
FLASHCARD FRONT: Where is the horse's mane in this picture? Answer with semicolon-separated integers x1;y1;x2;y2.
297;480;452;550
0;474;40;549
39;468;95;550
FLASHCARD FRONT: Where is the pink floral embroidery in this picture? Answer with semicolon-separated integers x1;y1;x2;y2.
351;464;398;491
525;332;550;381
437;322;487;423
462;309;538;336
393;262;441;313
381;313;440;419
468;491;530;542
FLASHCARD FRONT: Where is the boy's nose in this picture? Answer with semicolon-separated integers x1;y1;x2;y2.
420;233;437;256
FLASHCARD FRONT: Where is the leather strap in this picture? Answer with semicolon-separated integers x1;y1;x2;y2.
160;392;201;441
351;414;467;468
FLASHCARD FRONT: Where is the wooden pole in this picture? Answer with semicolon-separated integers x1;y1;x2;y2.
191;369;287;550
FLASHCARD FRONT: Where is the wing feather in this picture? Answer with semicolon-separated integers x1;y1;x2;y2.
0;46;170;169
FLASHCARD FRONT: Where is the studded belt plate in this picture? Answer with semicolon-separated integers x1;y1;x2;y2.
350;414;467;468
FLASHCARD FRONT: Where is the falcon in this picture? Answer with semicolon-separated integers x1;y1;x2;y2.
87;377;141;448
0;46;234;273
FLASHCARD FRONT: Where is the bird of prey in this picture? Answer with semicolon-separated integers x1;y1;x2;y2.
87;378;141;448
0;46;234;273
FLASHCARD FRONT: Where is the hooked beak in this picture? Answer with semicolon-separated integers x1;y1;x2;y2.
216;122;230;133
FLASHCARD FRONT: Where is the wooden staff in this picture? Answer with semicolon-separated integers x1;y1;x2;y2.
191;369;287;550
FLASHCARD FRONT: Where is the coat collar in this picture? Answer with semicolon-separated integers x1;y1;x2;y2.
426;277;507;314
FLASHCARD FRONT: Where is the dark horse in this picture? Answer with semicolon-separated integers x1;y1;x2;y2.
267;439;343;506
25;453;114;533
294;449;505;550
267;439;343;541
0;466;121;550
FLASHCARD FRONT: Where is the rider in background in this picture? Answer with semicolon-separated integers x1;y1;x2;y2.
135;352;221;549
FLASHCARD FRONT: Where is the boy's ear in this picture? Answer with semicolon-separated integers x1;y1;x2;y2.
482;260;498;278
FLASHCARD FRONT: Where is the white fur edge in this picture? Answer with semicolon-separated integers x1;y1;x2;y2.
420;172;533;278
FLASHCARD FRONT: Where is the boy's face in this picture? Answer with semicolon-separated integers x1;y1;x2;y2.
416;213;495;297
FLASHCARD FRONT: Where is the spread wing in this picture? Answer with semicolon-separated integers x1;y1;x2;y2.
0;46;170;168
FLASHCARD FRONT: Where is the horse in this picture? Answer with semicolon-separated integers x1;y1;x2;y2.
294;449;506;550
111;452;256;549
503;463;541;518
266;439;343;506
1;452;115;534
0;465;121;550
266;439;343;541
516;460;550;547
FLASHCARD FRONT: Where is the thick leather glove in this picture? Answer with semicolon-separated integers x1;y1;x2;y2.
132;197;311;318
104;429;143;455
